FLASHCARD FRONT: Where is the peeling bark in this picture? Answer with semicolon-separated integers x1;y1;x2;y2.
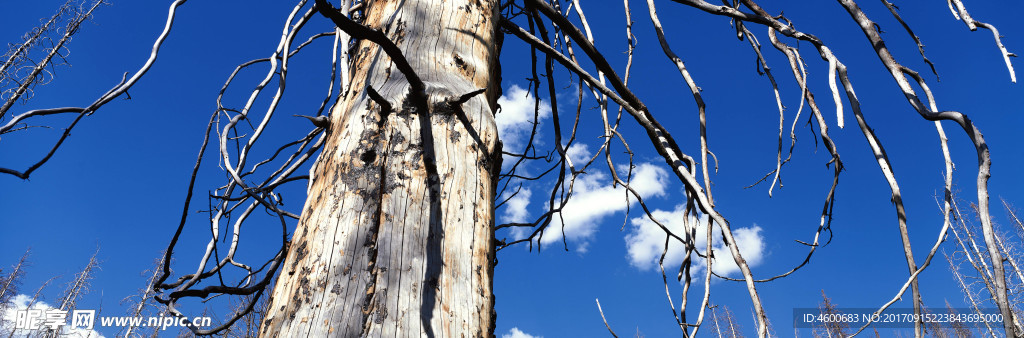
260;0;502;336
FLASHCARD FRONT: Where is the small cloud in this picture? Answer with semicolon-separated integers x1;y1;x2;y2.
535;162;669;248
502;327;542;338
496;85;552;152
500;188;532;224
565;143;591;166
624;205;766;278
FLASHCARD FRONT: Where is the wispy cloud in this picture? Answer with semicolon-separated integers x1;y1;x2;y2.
624;205;766;278
502;327;542;338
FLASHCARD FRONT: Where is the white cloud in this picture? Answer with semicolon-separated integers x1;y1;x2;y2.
565;143;591;166
624;204;766;279
534;161;669;249
496;85;551;152
1;294;106;338
502;327;542;338
500;188;532;224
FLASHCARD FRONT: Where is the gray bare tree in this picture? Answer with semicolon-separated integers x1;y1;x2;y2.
3;0;1019;337
41;249;99;338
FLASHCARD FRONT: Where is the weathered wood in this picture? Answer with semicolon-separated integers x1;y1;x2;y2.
260;0;501;336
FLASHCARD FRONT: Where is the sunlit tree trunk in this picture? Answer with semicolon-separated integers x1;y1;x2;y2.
260;0;502;336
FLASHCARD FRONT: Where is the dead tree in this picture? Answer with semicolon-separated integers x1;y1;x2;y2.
4;0;1018;337
0;249;31;336
118;256;166;338
2;275;59;338
0;248;30;314
0;0;170;180
42;249;99;338
0;0;102;116
53;249;100;313
147;0;1016;336
946;197;1024;337
224;291;272;338
813;290;850;338
945;300;974;338
711;304;743;338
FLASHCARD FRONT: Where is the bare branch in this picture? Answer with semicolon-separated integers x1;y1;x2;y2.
0;0;186;179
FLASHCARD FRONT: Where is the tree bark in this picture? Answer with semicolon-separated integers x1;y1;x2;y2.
260;0;502;336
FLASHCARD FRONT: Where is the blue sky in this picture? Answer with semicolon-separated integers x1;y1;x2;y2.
1;0;1022;337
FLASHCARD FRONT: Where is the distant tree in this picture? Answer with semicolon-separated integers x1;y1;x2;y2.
0;248;71;338
0;0;102;116
0;0;146;180
947;197;1024;337
0;248;30;314
223;291;272;338
922;306;952;338
945;300;973;338
813;290;849;338
711;304;743;338
118;255;165;338
0;249;30;336
2;275;60;338
41;249;99;338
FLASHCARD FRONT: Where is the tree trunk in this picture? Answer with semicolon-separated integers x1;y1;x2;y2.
260;0;502;336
